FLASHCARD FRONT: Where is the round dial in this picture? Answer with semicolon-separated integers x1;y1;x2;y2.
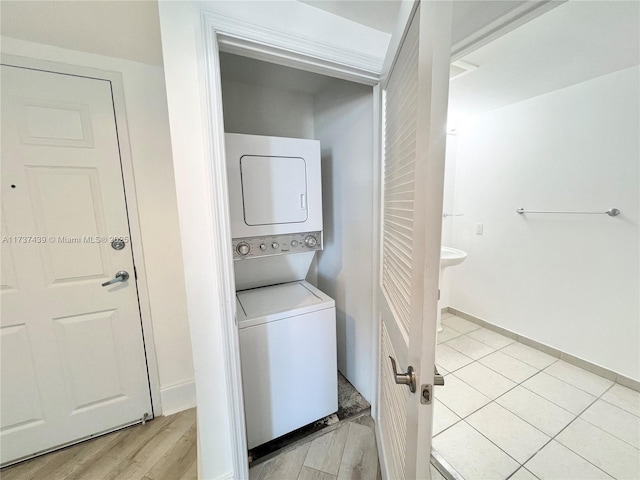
304;235;318;248
236;242;250;256
271;242;279;249
259;243;267;251
291;240;299;247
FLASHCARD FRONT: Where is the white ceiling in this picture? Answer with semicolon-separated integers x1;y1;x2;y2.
448;0;640;125
299;0;401;34
3;0;636;123
0;0;164;66
0;0;561;76
298;1;532;47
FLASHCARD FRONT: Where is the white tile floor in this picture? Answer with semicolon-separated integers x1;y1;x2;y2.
433;313;640;480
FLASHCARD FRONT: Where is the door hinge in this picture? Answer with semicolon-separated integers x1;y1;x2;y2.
421;384;433;405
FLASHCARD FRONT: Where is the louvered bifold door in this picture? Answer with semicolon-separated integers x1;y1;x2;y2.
378;10;420;480
377;1;452;478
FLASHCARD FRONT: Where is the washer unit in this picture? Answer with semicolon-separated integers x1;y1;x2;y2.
225;133;337;449
237;281;336;449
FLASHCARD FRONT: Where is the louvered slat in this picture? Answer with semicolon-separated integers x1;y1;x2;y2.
380;323;409;480
381;7;419;335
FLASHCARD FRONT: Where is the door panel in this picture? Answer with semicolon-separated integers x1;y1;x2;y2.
0;64;152;465
378;10;421;480
0;324;44;429
27;167;108;282
377;2;452;478
53;310;126;411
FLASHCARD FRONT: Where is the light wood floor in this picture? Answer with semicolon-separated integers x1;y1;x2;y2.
249;415;380;480
1;408;196;480
2;410;384;480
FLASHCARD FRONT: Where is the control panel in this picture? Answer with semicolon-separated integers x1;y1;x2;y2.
232;231;322;260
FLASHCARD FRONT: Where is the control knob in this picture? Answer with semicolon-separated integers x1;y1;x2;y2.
291;240;299;247
259;243;267;251
272;242;279;249
236;242;250;256
304;235;318;248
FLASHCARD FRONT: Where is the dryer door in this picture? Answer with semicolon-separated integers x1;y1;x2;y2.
240;155;308;225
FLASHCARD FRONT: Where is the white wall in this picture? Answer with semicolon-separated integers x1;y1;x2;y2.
448;66;640;380
221;80;315;139
0;37;196;411
314;80;375;402
439;135;458;309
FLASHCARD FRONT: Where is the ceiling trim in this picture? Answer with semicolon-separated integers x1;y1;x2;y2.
451;0;567;62
202;10;383;85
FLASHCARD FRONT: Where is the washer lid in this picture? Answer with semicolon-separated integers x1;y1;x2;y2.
237;282;324;320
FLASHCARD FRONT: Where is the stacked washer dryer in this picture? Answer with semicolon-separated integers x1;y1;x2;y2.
225;133;338;449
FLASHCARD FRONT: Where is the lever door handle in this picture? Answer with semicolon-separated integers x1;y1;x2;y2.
102;270;129;287
389;356;416;393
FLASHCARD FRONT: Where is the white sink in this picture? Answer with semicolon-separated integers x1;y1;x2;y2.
441;246;467;268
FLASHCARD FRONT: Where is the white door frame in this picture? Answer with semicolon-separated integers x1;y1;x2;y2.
0;54;162;417
198;8;391;479
194;2;559;478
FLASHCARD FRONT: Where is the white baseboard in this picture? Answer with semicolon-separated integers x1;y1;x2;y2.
160;380;196;416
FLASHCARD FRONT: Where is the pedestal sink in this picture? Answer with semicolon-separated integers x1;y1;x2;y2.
438;247;467;332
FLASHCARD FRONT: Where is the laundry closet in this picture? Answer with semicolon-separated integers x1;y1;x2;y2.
219;51;377;450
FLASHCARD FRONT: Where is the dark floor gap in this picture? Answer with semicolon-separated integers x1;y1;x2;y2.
248;372;370;466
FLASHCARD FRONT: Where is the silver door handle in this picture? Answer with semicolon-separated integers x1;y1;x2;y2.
434;366;445;386
389;356;416;393
101;270;129;286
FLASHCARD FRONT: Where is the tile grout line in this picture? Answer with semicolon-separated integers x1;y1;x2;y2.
447;309;640;392
299;464;337;480
437;331;568;478
438;315;639;479
504;466;540;480
550;381;640;454
299;421;350;478
506;373;631;470
516;382;618;480
463;360;625;479
446;347;562;474
333;422;351;478
441;332;609;425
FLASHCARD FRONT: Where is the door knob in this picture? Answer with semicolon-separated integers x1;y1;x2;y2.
389;356;416;393
101;270;129;287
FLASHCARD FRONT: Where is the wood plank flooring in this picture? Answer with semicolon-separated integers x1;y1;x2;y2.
250;415;381;480
3;410;384;480
1;409;197;480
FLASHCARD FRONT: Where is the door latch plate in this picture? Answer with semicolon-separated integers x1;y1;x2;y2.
421;384;433;405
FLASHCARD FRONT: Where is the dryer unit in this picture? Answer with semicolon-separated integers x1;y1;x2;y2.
226;132;324;290
225;133;322;239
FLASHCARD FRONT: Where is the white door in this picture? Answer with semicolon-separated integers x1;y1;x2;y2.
377;2;452;479
0;64;152;465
